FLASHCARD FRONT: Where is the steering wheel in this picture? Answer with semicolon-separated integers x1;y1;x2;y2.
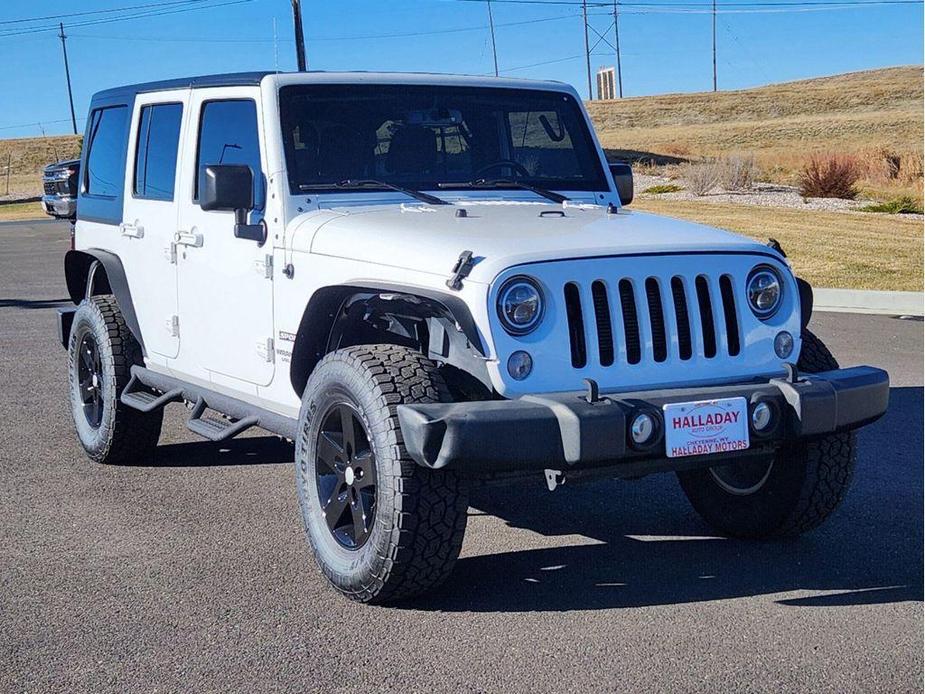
475;159;531;179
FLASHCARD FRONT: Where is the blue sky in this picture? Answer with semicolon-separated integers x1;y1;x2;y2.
0;0;922;138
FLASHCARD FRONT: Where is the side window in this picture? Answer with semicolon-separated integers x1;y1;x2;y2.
195;99;261;204
134;103;183;201
84;106;128;197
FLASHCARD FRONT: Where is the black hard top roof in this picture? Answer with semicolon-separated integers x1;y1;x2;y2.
90;71;273;104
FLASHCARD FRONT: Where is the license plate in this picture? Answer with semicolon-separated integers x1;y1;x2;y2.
663;397;750;459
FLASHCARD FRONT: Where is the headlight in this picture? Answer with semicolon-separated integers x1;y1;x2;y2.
497;276;544;335
746;265;783;319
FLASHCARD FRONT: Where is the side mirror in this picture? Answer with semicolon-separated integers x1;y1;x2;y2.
200;164;265;244
608;162;634;206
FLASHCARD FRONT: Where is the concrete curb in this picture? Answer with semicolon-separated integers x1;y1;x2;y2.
814;288;924;316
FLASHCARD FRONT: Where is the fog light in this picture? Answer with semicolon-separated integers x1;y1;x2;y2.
507;351;533;380
774;331;794;359
630;412;655;445
751;402;773;432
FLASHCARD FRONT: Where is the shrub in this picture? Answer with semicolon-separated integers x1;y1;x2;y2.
860;196;923;214
719;154;759;191
900;151;924;183
682;161;721;196
799;154;860;199
642;184;684;194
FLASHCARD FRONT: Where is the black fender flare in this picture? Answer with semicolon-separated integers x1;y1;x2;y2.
64;249;146;356
289;282;486;397
796;277;813;329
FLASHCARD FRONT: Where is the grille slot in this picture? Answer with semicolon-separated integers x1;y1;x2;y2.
719;275;741;356
671;276;693;360
591;281;614;366
645;278;667;362
695;275;717;358
618;279;641;365
564;282;587;368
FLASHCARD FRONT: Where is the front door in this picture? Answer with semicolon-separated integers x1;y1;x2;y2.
120;90;188;360
175;89;275;387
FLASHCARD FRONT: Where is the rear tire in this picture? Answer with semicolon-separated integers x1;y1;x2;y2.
295;345;469;604
67;295;163;464
677;330;856;539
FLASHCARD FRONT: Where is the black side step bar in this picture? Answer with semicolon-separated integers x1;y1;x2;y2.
186;397;259;442
120;365;298;441
120;373;183;413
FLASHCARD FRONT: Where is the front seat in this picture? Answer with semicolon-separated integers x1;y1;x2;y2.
385;126;437;176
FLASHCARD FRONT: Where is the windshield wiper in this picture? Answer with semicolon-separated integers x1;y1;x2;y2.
439;178;569;204
299;179;449;205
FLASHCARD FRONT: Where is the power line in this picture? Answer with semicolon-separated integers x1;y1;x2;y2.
0;0;211;26
444;0;921;7
0;0;253;38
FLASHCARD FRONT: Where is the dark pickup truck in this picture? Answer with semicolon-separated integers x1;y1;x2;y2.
42;159;79;220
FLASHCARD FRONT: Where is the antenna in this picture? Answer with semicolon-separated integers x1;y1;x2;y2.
291;0;307;71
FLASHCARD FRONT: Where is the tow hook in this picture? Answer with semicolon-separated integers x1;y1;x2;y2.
544;469;565;492
583;378;603;404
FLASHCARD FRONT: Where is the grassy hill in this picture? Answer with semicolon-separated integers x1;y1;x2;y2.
0;134;81;200
588;66;924;198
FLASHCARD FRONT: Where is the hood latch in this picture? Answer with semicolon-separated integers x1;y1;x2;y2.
446;250;475;291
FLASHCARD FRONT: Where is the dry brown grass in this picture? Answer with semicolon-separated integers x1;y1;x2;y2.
589;66;924;201
632;198;923;291
0;201;47;221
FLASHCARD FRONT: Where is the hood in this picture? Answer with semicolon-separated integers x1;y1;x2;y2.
295;200;774;284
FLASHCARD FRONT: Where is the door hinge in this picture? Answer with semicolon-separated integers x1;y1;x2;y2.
257;337;274;362
164;241;178;264
167;315;179;337
255;254;273;279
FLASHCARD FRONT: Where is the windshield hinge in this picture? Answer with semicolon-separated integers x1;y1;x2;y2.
446;250;475;291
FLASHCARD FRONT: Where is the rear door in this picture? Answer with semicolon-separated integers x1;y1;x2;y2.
174;89;275;387
120;90;188;360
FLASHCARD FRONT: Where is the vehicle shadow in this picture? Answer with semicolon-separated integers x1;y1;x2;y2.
0;297;71;309
406;386;923;612
141;436;294;468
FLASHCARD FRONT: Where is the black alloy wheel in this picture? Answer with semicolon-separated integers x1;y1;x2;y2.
76;332;104;428
315;402;378;550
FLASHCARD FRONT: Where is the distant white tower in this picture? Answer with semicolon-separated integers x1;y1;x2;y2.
596;67;617;100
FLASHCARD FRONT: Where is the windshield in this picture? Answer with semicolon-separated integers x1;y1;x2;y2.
278;84;608;195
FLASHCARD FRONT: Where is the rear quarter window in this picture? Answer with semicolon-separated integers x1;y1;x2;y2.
84;106;129;198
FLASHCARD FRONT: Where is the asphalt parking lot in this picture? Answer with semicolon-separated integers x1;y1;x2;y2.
1;219;922;693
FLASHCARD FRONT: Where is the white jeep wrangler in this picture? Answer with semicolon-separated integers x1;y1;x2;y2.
58;71;889;603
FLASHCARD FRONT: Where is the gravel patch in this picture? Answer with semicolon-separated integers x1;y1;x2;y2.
635;174;923;218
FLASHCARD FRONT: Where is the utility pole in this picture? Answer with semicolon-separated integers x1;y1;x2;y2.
487;0;499;77
613;0;623;98
58;23;78;135
291;0;307;71
712;0;717;91
582;0;592;100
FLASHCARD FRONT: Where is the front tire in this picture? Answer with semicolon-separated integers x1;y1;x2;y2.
67;295;163;464
295;345;469;604
677;330;856;539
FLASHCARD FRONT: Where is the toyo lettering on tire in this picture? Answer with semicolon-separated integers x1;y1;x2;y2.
676;330;856;538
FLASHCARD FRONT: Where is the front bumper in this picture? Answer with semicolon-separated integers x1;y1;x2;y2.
397;366;889;474
42;195;76;218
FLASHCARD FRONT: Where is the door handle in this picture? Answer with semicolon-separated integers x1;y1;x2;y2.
175;229;203;248
120;222;144;239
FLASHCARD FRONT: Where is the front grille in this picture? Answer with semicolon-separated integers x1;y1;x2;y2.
43;181;57;195
564;273;742;368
